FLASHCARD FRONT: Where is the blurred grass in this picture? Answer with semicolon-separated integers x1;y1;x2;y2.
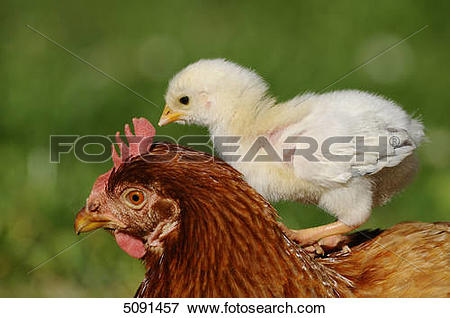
1;0;449;297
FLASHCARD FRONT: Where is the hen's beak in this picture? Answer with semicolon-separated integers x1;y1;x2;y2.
74;206;124;235
158;104;185;126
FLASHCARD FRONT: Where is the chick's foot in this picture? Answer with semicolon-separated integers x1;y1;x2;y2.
301;235;352;257
278;221;358;256
319;234;351;251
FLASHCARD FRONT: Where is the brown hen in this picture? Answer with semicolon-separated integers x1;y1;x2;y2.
74;118;449;297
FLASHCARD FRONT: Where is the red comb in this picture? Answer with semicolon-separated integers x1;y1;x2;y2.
112;117;156;169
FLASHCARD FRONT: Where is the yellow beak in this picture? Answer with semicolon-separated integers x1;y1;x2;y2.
74;206;124;234
158;104;185;126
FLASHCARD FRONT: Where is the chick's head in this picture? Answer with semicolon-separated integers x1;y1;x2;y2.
159;59;271;129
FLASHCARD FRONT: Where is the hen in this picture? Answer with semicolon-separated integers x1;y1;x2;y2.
158;59;425;247
74;118;448;297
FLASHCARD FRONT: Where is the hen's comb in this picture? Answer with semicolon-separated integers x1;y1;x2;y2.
112;117;156;169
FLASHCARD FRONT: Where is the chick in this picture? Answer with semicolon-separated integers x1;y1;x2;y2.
158;59;424;247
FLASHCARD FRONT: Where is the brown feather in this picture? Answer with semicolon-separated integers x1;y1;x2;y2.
322;222;450;297
102;144;449;297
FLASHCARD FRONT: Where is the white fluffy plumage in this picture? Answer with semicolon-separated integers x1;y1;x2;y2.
160;59;425;243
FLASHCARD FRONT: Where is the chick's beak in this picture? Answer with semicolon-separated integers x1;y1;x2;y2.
74;206;124;235
158;104;185;126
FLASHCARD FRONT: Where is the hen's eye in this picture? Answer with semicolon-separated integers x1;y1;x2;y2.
124;190;146;208
179;96;189;105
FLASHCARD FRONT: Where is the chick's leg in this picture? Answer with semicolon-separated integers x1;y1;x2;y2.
283;178;373;250
285;221;357;247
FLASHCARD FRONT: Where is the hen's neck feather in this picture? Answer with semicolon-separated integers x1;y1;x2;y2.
128;145;352;297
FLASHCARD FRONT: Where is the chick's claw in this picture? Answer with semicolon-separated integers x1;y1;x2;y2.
303;243;325;256
303;236;351;257
318;234;351;251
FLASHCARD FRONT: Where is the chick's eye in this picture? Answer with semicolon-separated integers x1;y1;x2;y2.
126;190;145;206
179;96;189;105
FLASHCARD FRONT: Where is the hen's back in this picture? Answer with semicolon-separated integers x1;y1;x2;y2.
321;222;449;297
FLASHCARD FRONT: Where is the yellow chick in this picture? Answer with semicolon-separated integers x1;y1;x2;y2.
159;59;424;248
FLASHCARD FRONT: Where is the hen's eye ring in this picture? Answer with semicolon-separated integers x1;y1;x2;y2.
123;189;146;208
179;96;189;105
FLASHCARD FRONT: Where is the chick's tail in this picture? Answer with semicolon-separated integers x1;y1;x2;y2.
408;117;425;146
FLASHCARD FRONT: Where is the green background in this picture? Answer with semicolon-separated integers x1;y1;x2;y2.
1;0;449;297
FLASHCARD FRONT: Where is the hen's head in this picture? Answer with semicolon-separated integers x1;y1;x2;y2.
74;118;180;259
159;59;273;129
